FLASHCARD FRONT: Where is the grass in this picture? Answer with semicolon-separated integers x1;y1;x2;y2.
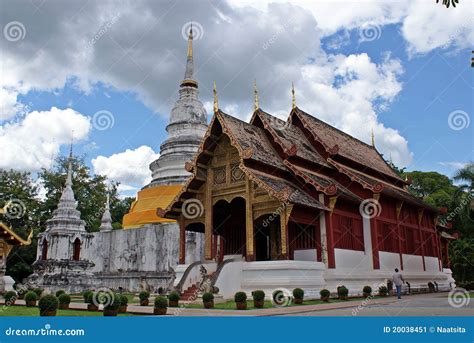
0;305;134;316
180;296;371;310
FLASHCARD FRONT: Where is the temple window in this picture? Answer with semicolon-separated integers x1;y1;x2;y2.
41;239;48;260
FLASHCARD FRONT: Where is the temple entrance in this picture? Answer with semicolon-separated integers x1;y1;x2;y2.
41;239;48;260
254;214;281;261
213;197;246;259
72;238;81;261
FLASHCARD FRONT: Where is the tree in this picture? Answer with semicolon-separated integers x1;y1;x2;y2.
0;170;41;282
404;171;458;208
111;197;135;228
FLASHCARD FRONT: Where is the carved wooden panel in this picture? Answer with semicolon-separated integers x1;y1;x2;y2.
230;163;245;183
213;166;226;185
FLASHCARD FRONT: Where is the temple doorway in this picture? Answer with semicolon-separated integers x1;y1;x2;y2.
213;197;246;259
254;215;281;261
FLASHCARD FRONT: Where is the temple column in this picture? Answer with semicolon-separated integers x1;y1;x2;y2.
204;169;213;260
418;209;426;271
396;201;404;270
325;196;337;269
370;194;380;269
279;204;291;260
245;178;255;261
178;216;186;264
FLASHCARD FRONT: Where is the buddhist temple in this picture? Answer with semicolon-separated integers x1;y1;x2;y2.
159;89;455;298
123;26;208;229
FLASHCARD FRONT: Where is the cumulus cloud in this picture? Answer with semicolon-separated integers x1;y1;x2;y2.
0;107;91;171
91;145;159;190
438;161;468;170
1;0;471;171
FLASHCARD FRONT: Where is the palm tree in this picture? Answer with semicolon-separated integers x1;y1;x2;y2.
454;163;474;191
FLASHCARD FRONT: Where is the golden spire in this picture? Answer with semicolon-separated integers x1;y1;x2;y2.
254;79;259;111
213;81;218;113
291;82;296;110
371;128;375;147
187;24;193;58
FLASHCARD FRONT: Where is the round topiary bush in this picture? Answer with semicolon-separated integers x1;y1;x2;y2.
139;291;150;306
24;291;38;306
252;290;265;308
58;294;71;309
38;295;58;316
234;291;247;303
33;288;44;297
154;296;168;308
168;291;180;307
119;294;128;306
4;291;17;304
363;286;372;297
378;286;388;296
102;294;121;316
83;290;93;303
320;289;330;302
337;286;349;300
202;292;214;303
293;288;304;304
55;290;65;297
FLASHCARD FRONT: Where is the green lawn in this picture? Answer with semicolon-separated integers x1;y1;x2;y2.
0;306;134;316
177;296;369;310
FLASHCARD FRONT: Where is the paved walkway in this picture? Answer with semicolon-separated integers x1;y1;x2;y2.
3;292;470;316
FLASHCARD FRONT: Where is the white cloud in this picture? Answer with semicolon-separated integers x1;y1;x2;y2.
0;107;91;171
439;161;467;170
91;145;159;189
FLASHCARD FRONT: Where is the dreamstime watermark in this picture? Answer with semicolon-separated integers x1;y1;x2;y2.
3;21;26;42
271;288;293;307
262;15;297;50
359;23;382;42
439;192;472;227
3;199;26;219
448;110;470;131
181;21;204;40
92;287;115;307
86;13;121;50
181;199;204;219
359;198;381;219
352;282;386;316
92;110;115;131
448;288;470;308
5;324;85;337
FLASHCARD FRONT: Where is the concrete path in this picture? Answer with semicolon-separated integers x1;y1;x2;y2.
2;292;470;316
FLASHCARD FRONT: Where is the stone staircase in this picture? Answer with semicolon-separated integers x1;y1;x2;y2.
181;284;199;301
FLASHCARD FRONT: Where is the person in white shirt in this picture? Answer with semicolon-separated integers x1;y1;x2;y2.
392;268;405;299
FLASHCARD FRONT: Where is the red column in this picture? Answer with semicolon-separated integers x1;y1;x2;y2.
325;212;336;268
397;223;404;270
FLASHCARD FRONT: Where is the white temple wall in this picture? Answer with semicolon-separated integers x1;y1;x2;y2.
402;254;423;271
425;256;440;272
334;248;372;271
379;251;400;271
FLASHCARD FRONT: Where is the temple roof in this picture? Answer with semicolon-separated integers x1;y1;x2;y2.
292;108;403;182
0;206;32;246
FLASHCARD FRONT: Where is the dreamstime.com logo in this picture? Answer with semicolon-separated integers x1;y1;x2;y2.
271;288;293;307
92;110;115;131
182;198;204;219
92;288;115;307
3;199;26;219
3;21;26;42
448;288;471;308
359;23;382;42
5;324;85;337
181;21;204;40
359;198;381;219
448;110;470;131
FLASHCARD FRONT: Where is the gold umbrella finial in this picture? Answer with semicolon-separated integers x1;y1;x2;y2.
371;128;375;147
213;81;218;113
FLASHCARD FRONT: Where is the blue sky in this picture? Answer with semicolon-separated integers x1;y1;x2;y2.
1;0;472;195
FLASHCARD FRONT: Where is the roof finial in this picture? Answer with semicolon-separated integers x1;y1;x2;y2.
187;23;193;58
254;79;259;111
213;81;218;113
291;82;296;110
66;131;74;185
371;128;375;147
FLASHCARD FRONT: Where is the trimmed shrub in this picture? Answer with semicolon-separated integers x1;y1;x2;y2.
24;291;38;302
337;286;349;299
139;291;150;301
363;286;372;296
104;294;121;311
234;291;247;303
202;292;214;302
378;286;388;296
119;295;128;306
320;289;330;298
58;294;71;305
83;290;93;303
55;290;65;297
154;296;168;309
168;291;180;302
293;288;304;299
33;288;44;297
38;295;58;315
4;291;17;303
252;290;265;302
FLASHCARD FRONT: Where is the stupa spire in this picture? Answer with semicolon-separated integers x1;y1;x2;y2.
291;82;296;110
182;25;195;84
254;80;259;111
371;128;375;147
99;191;113;232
